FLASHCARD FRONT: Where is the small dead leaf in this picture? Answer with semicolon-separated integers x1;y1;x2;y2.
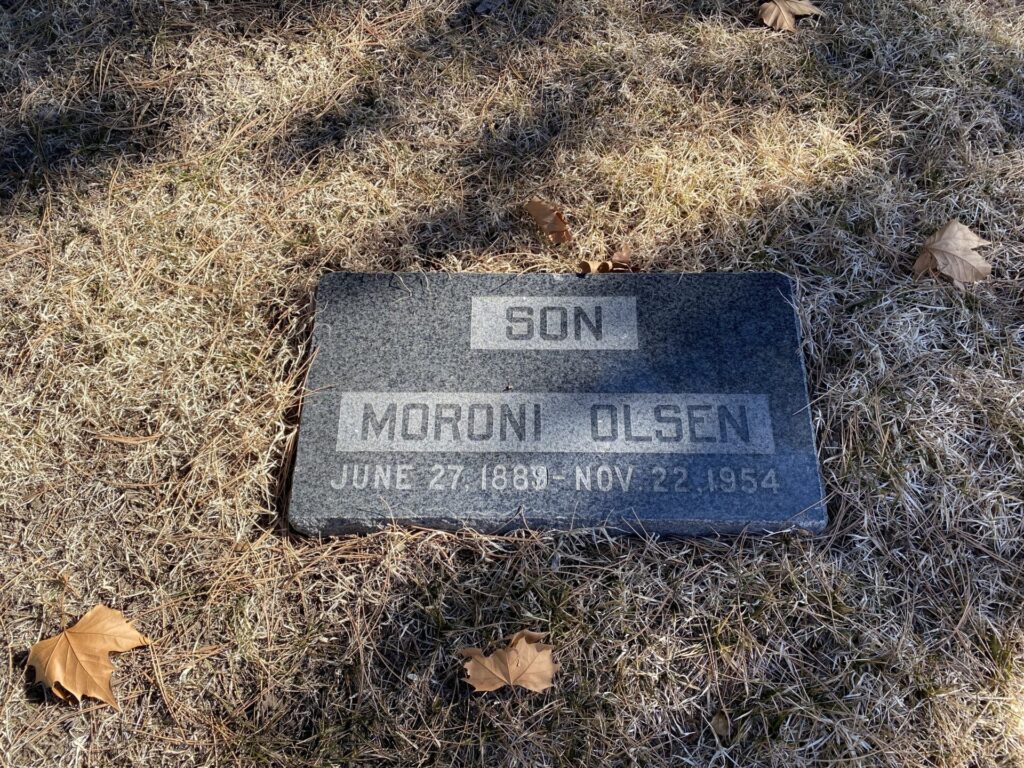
27;605;149;709
526;200;572;245
577;260;632;274
578;245;632;275
711;709;732;740
460;630;559;693
759;0;823;31
913;220;992;284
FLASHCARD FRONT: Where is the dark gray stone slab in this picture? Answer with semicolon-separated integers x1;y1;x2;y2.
288;273;826;536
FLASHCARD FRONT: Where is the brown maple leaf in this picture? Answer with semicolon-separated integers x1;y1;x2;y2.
913;220;992;285
27;605;150;709
460;630;559;693
759;0;823;31
525;200;572;245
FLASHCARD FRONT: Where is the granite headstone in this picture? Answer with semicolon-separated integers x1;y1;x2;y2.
288;273;826;535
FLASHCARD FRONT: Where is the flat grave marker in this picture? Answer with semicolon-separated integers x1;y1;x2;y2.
288;273;826;535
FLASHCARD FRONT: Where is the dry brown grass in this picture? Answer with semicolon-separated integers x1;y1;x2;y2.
2;0;1023;765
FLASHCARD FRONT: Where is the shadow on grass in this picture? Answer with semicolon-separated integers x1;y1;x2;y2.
261;0;1022;270
4;0;1020;229
0;0;342;203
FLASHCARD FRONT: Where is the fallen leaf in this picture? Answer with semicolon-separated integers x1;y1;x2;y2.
711;709;732;740
913;220;992;284
577;259;632;274
759;0;823;31
27;605;149;709
526;200;572;245
460;630;559;693
578;244;632;275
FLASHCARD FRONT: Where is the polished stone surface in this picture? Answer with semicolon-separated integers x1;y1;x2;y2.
288;272;826;535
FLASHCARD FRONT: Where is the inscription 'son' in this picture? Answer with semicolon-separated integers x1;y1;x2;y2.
470;296;638;350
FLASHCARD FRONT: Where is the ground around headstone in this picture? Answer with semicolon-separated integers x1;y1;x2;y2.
288;272;826;535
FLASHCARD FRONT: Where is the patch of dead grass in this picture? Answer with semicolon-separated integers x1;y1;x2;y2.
2;0;1023;765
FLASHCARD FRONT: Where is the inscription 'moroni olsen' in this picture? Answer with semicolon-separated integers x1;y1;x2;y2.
470;296;638;350
336;393;774;454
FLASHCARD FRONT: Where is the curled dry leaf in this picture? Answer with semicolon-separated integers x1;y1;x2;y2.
759;0;823;31
577;259;632;275
525;200;572;245
460;630;559;693
913;220;992;285
27;605;150;709
578;244;632;275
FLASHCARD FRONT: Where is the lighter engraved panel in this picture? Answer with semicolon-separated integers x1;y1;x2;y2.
335;392;774;454
470;296;639;350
